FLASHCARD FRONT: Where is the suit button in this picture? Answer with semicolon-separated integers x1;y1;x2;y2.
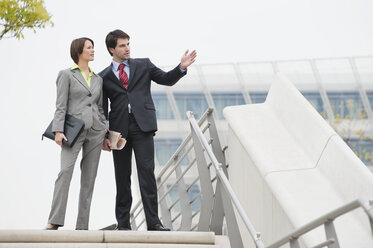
88;93;92;97
88;103;91;107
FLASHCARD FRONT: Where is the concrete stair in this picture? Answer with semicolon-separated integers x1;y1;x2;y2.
0;230;230;248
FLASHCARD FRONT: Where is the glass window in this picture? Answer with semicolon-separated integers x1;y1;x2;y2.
327;92;366;119
302;92;325;117
211;93;245;119
155;139;190;166
365;92;373;111
152;93;174;120
155;139;182;166
250;92;267;103
167;184;201;211
174;93;209;119
347;139;373;166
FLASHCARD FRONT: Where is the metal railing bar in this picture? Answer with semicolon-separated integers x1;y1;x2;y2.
157;138;191;179
132;218;146;229
132;207;144;220
211;176;217;183
186;177;200;192
171;157;198;188
192;209;201;218
310;239;335;248
191;223;199;231
159;183;178;203
187;110;265;248
157;151;194;190
172;212;182;223
359;199;373;219
166;145;194;171
156;155;196;191
266;199;369;248
157;167;178;191
159;159;198;202
130;201;142;216
190;192;202;205
168;198;181;211
207;162;212;169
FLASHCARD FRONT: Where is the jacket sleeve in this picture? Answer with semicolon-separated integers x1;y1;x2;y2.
52;70;70;132
98;77;109;129
147;58;187;86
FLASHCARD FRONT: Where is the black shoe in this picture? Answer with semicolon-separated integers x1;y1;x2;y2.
116;226;131;231
45;224;59;230
147;223;170;231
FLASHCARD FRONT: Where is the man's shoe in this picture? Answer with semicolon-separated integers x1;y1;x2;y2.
147;223;170;231
116;226;131;231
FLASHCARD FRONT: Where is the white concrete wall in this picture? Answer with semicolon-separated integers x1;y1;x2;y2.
223;75;373;248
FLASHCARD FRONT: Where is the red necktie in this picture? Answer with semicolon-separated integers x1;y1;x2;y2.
118;63;129;89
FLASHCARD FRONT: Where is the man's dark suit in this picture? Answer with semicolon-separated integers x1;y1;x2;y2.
99;58;186;228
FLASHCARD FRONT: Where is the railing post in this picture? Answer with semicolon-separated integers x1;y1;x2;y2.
206;109;245;247
157;176;173;230
187;110;265;248
289;238;301;248
358;198;373;239
190;118;215;231
324;220;340;248
174;161;193;230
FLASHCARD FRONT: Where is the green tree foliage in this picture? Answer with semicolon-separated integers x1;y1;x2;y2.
0;0;53;40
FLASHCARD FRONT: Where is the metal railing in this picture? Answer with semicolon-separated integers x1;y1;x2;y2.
130;108;252;247
128;107;373;248
266;198;373;248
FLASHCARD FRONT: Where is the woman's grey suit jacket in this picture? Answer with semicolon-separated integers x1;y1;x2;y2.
52;68;108;133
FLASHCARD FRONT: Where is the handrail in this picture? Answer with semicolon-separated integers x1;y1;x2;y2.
187;110;266;248
266;198;373;248
125;107;373;248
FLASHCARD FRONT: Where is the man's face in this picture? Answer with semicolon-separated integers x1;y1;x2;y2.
110;38;130;62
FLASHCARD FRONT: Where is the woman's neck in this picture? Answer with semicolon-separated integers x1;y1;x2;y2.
78;60;89;71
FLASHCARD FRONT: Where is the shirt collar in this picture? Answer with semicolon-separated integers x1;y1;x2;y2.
112;60;129;71
71;64;94;75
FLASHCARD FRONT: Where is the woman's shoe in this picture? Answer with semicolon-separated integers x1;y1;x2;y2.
45;224;59;230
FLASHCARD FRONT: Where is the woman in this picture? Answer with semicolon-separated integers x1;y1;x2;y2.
46;37;108;230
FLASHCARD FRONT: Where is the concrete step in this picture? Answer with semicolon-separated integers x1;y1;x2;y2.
0;244;221;248
0;230;230;248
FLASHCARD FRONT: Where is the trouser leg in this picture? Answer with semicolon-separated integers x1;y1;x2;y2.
76;128;106;230
113;137;133;228
129;115;160;227
48;131;86;226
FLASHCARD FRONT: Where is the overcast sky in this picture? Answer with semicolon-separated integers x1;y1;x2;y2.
0;0;372;230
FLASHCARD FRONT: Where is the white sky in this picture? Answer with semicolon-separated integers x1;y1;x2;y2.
0;0;372;230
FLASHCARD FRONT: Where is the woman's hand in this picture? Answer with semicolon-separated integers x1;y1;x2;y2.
55;132;67;146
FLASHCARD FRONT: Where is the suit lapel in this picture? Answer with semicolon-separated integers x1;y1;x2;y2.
71;69;92;93
128;58;136;91
107;69;127;90
90;73;100;92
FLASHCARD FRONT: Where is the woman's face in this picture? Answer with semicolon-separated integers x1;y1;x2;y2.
79;40;94;63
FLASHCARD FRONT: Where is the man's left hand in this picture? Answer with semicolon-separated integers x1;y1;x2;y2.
180;50;197;70
102;138;112;152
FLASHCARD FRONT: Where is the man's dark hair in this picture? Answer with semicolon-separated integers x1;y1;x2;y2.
70;37;94;64
105;29;130;56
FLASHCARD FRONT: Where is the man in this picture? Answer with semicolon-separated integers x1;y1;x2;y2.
99;29;197;231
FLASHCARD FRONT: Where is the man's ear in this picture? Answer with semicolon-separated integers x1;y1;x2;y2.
109;47;115;55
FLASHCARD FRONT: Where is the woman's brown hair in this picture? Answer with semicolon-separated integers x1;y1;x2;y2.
70;37;94;64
